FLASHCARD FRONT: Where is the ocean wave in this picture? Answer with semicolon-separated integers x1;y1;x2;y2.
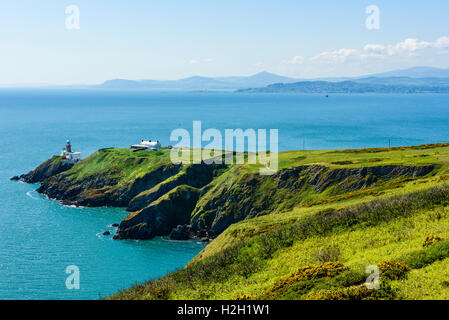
95;232;114;240
25;191;39;200
64;204;86;209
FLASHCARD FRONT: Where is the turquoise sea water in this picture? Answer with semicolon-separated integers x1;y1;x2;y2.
1;90;449;299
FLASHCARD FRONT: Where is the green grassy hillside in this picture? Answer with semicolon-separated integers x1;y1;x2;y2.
66;147;174;182
108;143;449;300
36;147;181;207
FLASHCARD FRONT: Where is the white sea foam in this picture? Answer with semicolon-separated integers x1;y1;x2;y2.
65;204;85;209
25;191;39;200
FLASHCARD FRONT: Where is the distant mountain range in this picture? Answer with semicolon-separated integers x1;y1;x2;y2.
238;80;449;94
238;67;449;94
363;66;449;78
90;67;449;92
6;66;449;92
96;71;298;91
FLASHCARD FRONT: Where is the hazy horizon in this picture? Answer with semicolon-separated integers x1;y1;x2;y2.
1;1;449;85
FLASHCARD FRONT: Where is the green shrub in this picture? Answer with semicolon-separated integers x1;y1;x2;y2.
289;184;449;243
423;235;445;247
256;227;295;259
312;245;341;263
235;248;261;279
120;277;173;300
234;294;256;300
178;184;449;289
111;184;449;300
266;269;366;300
265;262;349;298
428;208;447;221
378;261;409;281
305;281;396;300
306;285;373;300
400;240;449;269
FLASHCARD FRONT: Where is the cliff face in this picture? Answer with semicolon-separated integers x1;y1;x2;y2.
114;185;200;240
18;156;73;183
83;159;433;240
18;147;436;241
127;162;227;212
189;164;435;236
37;163;181;207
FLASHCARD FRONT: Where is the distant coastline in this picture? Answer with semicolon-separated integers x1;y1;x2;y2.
2;66;449;93
237;80;449;94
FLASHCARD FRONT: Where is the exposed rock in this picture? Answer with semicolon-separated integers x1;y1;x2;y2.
10;176;20;181
127;162;226;212
197;229;209;238
103;231;111;236
115;185;200;240
169;225;192;240
111;223;119;227
21;150;435;242
37;163;182;207
20;156;73;183
276;164;434;193
191;164;435;237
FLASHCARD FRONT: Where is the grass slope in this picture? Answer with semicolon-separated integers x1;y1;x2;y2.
67;147;174;182
107;143;449;300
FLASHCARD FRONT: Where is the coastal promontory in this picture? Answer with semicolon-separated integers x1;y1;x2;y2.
16;145;442;241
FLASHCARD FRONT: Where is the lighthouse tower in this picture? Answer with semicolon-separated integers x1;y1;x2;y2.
66;140;72;153
61;139;82;164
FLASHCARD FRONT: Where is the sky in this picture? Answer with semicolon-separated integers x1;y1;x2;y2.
0;0;449;85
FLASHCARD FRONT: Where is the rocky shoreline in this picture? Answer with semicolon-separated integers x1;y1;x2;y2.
11;156;74;183
13;148;435;242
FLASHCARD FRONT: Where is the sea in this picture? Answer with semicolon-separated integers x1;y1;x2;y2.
1;90;449;299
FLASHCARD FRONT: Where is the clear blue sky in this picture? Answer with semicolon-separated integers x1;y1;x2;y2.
1;0;448;85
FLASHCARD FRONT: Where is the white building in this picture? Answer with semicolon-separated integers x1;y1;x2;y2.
61;140;82;164
131;140;161;151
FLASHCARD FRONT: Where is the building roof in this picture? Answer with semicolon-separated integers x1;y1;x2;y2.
140;140;161;147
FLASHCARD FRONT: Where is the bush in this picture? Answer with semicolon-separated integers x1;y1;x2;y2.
234;294;256;300
112;276;174;300
312;245;341;263
400;240;449;269
266;262;349;297
423;235;445;247
112;184;449;299
236;248;261;279
428;208;447;221
293;184;449;242
305;282;396;300
306;285;373;300
257;227;295;259
378;261;409;281
174;184;449;291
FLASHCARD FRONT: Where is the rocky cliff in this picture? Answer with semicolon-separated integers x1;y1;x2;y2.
16;147;436;241
114;185;200;240
37;162;181;207
189;164;435;236
15;156;73;183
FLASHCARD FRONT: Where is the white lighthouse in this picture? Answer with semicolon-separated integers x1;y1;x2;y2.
61;139;82;164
